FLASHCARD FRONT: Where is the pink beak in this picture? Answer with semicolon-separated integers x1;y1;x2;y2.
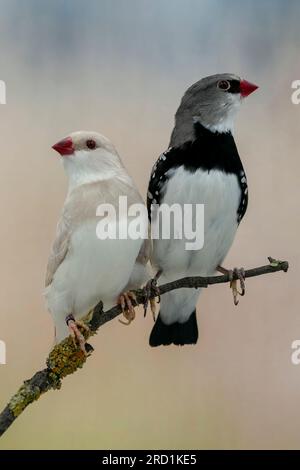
240;79;259;98
52;137;74;156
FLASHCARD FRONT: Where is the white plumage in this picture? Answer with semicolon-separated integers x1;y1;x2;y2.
45;131;149;342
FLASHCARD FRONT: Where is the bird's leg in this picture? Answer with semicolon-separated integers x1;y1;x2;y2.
143;270;162;321
65;314;90;354
118;291;137;326
217;266;246;306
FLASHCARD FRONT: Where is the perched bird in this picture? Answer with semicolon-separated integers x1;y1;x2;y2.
147;74;258;347
45;131;149;352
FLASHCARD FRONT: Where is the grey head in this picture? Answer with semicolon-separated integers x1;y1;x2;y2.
170;73;258;147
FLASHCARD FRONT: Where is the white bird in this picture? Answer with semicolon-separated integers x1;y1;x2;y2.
45;131;149;352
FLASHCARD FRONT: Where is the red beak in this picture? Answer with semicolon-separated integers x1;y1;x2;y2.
240;79;259;98
52;137;74;156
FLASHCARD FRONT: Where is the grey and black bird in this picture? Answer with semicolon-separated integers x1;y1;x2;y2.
147;74;258;347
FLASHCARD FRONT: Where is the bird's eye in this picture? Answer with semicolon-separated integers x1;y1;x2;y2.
86;139;96;150
217;80;230;91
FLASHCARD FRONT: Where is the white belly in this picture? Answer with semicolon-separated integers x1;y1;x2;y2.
152;166;241;278
45;219;142;340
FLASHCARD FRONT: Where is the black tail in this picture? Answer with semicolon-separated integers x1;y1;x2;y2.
149;310;198;347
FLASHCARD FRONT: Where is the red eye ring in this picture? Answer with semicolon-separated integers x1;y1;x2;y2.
86;139;96;149
217;80;230;91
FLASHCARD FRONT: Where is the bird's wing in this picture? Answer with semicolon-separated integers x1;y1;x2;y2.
45;178;145;287
236;170;248;224
45;207;71;287
147;146;183;222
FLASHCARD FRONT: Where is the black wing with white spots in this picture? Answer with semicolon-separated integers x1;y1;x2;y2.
236;169;248;224
147;146;183;221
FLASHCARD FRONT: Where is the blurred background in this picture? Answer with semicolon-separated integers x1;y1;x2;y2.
0;0;299;450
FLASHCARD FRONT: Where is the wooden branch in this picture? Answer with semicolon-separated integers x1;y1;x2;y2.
0;257;288;437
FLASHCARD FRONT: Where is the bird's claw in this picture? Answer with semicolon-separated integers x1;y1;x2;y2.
143;277;160;321
66;314;90;355
229;267;246;305
118;291;137;326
